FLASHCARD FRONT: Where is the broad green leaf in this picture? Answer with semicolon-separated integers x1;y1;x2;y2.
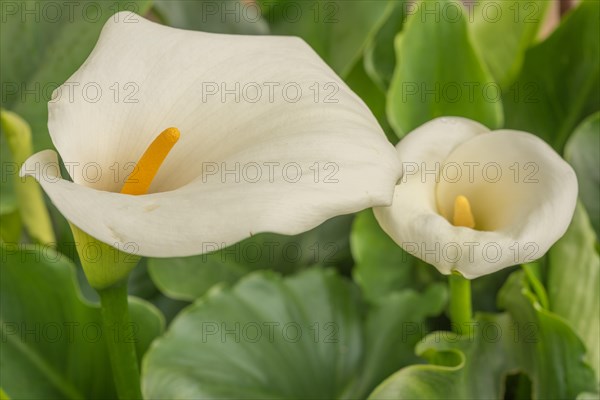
0;210;21;244
142;268;445;399
0;244;164;399
48;201;77;265
1;109;55;245
470;267;517;313
499;272;597;398
364;0;407;91
258;0;392;77
148;253;246;301
345;59;397;145
578;392;600;400
0;133;17;215
148;215;353;300
387;0;503;137
351;210;437;303
548;204;600;381
565;113;600;238
369;271;597;399
521;261;550;310
0;0;152;151
470;0;551;88
0;122;21;242
353;285;447;396
503;0;600;151
368;313;518;399
153;0;269;34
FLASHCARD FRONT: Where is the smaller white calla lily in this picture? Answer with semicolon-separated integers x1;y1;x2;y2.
374;117;578;279
21;12;401;264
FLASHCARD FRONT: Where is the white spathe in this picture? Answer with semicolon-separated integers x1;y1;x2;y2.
22;12;401;257
374;117;578;279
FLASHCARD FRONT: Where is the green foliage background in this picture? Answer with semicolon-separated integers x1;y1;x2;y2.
1;0;598;399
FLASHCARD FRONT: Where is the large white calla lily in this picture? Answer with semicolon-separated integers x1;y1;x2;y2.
22;12;400;258
374;117;577;279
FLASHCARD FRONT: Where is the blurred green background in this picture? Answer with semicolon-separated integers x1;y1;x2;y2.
1;0;599;399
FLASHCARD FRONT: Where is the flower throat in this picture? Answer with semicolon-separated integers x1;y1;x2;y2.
453;195;475;229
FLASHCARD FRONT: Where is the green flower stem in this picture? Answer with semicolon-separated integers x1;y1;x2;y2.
98;282;142;400
69;224;142;398
448;273;472;333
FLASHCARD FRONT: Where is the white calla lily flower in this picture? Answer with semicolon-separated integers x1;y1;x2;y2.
22;12;400;258
374;117;578;279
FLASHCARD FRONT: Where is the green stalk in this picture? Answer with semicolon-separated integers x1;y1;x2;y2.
448;273;472;333
98;283;142;399
70;219;142;398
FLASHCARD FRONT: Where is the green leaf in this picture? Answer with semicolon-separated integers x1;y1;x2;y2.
368;313;518;399
548;204;600;382
127;260;190;324
470;0;551;88
148;215;353;300
345;59;397;145
500;272;598;398
364;1;407;91
351;210;438;303
565;113;600;238
387;0;503;137
369;271;597;399
0;0;152;151
0;124;21;242
153;0;269;34
258;0;392;77
142;268;445;399
522;261;550;310
0;210;21;244
503;0;600;151
354;285;447;396
0;244;164;399
0;133;17;215
1;109;55;245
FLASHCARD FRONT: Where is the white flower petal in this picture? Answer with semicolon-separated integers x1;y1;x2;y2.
375;118;577;279
25;13;400;257
436;130;578;277
48;12;389;193
374;117;490;275
24;147;397;257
